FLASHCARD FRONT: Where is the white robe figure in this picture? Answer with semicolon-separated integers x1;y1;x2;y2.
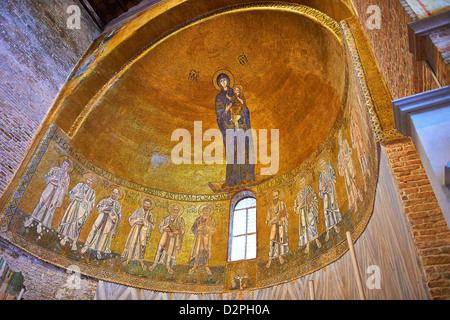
294;185;319;249
319;163;342;234
25;165;70;231
82;196;122;257
266;199;289;260
122;207;155;264
350;113;370;185
188;211;216;275
58;182;96;249
338;138;362;211
152;215;185;270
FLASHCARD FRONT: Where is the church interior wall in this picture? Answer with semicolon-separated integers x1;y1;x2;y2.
0;0;448;300
349;0;448;100
0;0;100;198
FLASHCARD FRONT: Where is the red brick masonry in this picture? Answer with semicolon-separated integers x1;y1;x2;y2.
383;137;450;299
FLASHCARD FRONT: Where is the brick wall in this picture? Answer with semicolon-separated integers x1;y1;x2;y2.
349;0;442;100
350;0;450;299
382;137;450;300
0;239;98;300
0;0;100;198
0;2;100;297
429;25;450;86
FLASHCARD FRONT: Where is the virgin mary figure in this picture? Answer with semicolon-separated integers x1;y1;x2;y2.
214;72;255;188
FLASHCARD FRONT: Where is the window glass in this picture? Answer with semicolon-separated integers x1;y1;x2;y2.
229;195;257;262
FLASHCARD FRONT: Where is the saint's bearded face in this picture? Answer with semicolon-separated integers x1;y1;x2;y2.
86;177;94;187
202;207;211;217
62;161;71;172
143;200;152;211
111;189;119;200
272;191;280;203
171;205;180;217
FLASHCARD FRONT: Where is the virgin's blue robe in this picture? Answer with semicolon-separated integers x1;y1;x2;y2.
215;88;255;187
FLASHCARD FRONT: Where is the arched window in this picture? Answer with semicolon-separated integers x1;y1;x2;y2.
228;191;257;262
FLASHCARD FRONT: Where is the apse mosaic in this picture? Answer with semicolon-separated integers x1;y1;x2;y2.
0;91;378;293
68;28;120;82
0;3;381;293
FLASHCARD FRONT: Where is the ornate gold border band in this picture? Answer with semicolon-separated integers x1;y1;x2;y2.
0;124;58;231
0;15;385;296
68;2;342;138
339;21;403;142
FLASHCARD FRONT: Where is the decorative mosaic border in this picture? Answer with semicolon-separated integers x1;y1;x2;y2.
68;2;342;137
0;125;227;293
0;124;58;231
339;21;403;142
252;21;403;289
255;172;379;289
0;116;360;294
0;230;224;293
254;20;384;290
0;16;387;295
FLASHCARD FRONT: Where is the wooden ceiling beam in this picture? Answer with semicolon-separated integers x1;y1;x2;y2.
85;0;144;26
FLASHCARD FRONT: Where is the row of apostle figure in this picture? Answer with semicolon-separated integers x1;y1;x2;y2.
265;122;371;268
22;162;216;275
22;113;369;272
263;159;342;269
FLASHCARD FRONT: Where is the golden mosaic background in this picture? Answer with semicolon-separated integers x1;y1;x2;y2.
0;1;388;293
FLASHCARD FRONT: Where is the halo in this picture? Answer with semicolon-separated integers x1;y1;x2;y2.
168;202;184;216
296;171;309;187
317;155;330;172
233;84;243;92
213;69;234;91
270;187;285;199
110;185;124;200
82;171;98;188
59;156;73;173
139;196;155;210
198;203;215;216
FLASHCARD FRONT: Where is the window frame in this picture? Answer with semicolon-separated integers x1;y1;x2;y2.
227;190;257;262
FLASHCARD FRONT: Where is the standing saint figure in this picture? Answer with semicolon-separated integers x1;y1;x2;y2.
294;174;321;253
188;204;216;276
265;189;289;268
58;172;97;250
337;130;362;211
24;158;72;234
350;111;370;188
215;72;255;188
318;157;342;242
122;198;156;269
81;188;122;259
148;203;185;274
